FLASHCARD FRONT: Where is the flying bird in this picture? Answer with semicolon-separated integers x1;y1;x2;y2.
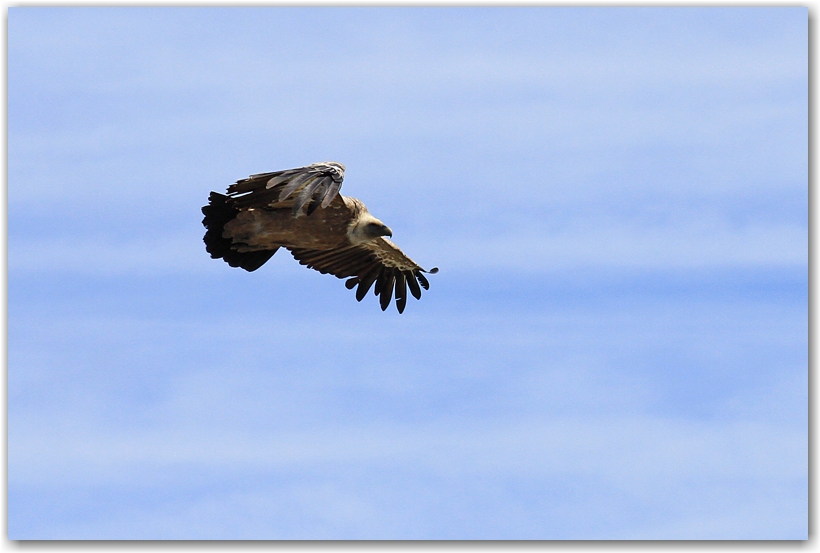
202;162;438;313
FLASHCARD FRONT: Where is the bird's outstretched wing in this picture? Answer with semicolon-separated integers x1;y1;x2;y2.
226;161;346;215
289;238;438;314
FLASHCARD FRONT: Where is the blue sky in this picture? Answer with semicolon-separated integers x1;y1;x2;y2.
7;7;807;539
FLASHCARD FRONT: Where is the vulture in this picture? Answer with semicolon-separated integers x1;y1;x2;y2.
202;161;437;313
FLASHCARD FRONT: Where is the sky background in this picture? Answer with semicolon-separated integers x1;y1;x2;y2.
7;7;807;539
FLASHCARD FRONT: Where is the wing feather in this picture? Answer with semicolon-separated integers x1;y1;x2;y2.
293;176;329;215
355;264;382;301
265;171;299;188
307;179;331;215
379;272;395;311
279;172;317;203
321;180;343;208
406;271;422;299
288;237;435;313
416;270;430;290
226;162;346;214
373;271;387;297
394;272;407;314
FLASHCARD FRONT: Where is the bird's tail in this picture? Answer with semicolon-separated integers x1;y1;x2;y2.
201;192;277;272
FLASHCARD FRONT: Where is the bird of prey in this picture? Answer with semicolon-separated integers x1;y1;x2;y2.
202;161;437;313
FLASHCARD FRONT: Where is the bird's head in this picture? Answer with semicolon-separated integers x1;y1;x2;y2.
348;214;393;245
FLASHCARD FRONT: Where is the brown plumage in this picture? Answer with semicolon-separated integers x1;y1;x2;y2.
201;162;437;313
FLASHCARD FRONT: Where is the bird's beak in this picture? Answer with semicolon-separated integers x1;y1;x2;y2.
382;225;393;238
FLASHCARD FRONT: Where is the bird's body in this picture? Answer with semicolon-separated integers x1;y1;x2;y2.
222;194;363;252
202;162;437;313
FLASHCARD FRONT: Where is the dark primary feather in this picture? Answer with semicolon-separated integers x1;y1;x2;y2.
416;271;430;290
355;264;382;301
406;272;422;299
395;272;408;314
379;272;395;311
